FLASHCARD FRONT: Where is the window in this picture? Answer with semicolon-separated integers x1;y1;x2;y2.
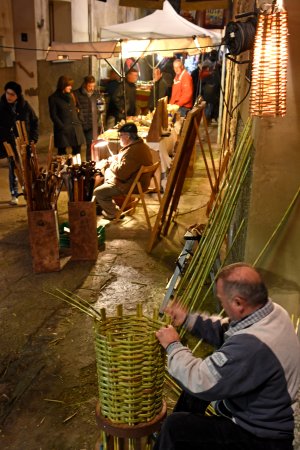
49;1;72;43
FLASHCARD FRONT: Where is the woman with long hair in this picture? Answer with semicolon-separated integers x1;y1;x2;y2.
48;75;85;156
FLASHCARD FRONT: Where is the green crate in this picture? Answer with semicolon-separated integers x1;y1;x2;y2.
97;225;105;245
59;222;105;248
59;222;70;248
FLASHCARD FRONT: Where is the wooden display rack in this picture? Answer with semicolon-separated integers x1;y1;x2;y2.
68;201;98;260
147;103;218;253
146;96;168;143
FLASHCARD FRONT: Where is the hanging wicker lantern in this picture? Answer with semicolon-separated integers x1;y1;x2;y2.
250;5;288;117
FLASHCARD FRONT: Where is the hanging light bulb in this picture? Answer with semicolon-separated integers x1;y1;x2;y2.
250;2;288;117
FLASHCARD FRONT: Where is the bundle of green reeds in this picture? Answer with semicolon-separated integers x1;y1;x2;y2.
47;288;102;320
158;119;254;405
171;117;253;316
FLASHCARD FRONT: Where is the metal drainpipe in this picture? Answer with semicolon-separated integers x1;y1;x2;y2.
88;0;93;74
217;46;226;145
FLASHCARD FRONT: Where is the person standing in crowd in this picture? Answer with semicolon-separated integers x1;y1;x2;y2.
148;67;173;112
192;58;213;103
105;69;121;129
111;68;138;123
0;81;38;205
169;59;193;117
93;122;153;220
48;75;85;156
73;75;100;161
159;57;175;81
154;263;300;450
201;58;221;125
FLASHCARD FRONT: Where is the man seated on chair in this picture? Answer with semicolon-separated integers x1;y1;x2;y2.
93;122;153;220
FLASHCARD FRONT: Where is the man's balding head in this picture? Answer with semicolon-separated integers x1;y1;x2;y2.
217;263;268;309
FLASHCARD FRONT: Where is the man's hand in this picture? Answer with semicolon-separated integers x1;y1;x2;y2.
156;325;180;349
107;155;117;163
165;302;188;327
96;159;109;171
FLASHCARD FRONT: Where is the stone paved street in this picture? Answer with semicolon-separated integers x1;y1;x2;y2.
0;133;299;450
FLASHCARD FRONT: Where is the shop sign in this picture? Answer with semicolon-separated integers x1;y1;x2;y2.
119;0;164;8
203;8;226;28
181;1;229;11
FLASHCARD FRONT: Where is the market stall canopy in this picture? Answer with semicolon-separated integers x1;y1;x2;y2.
119;36;214;57
46;41;119;61
101;0;217;40
100;0;221;54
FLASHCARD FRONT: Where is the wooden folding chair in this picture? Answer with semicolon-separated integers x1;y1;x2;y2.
114;161;162;229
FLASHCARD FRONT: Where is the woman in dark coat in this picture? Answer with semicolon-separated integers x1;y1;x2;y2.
48;75;85;156
0;81;38;205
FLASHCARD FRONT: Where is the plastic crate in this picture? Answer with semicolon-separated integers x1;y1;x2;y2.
97;225;105;246
59;222;105;248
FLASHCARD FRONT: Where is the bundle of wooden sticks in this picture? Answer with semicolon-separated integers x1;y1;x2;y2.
4;121;61;211
4;121;103;210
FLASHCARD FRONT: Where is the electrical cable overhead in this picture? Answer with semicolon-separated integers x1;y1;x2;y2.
0;42;221;56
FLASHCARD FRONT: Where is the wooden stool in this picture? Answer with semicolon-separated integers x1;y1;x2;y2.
95;400;167;450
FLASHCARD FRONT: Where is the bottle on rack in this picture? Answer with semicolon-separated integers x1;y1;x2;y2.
96;94;106;114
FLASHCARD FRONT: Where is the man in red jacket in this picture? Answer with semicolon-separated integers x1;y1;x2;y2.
169;59;193;117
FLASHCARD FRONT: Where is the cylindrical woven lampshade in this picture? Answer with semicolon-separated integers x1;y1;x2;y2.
250;10;288;117
94;304;166;425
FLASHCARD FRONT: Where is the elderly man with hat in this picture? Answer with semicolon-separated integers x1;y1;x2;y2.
0;81;38;205
93;122;153;220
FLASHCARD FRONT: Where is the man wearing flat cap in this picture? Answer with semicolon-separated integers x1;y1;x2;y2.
93;122;153;220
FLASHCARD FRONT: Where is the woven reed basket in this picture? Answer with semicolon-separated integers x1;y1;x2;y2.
94;304;166;425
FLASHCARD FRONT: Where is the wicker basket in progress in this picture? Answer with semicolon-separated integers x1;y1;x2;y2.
94;304;166;425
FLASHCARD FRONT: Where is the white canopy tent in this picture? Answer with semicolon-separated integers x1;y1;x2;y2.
46;1;221;62
100;1;218;41
100;0;220;57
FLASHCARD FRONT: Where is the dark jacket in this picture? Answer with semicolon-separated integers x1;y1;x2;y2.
167;301;300;439
73;86;99;136
201;69;221;104
148;74;172;111
106;79;121;118
0;93;38;158
111;80;136;122
48;90;85;148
